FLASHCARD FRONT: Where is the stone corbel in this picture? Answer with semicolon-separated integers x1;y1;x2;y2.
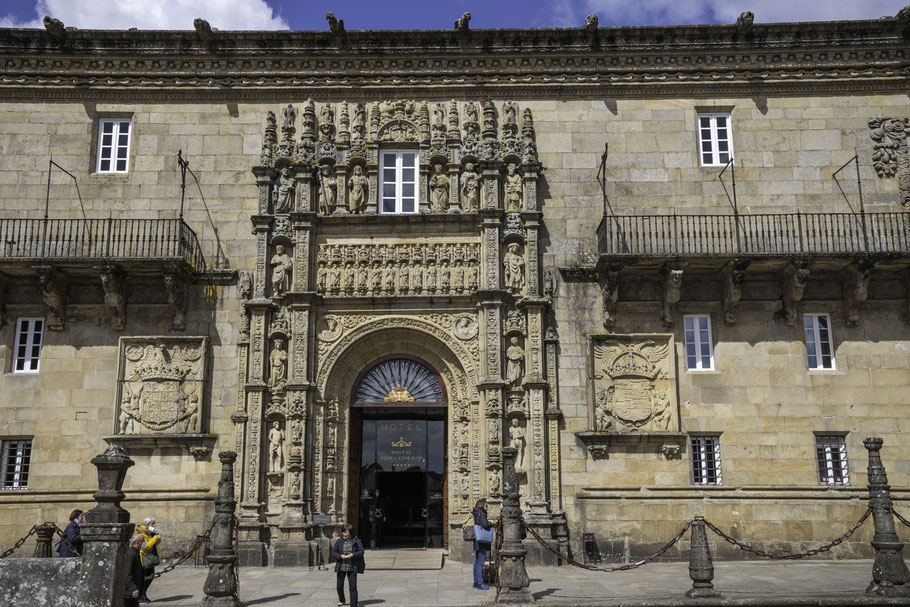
598;265;621;329
841;258;876;327
163;273;187;331
722;259;750;326
660;261;685;328
98;264;127;331
779;261;810;327
588;445;609;460
33;265;66;330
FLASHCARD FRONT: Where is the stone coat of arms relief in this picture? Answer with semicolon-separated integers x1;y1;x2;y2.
114;337;208;435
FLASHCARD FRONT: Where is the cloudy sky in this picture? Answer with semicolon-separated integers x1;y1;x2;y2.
1;0;906;30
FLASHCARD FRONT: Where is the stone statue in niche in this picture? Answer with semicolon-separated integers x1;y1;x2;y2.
509;418;526;470
503;243;525;293
505;336;524;385
318;164;337;214
179;386;200;433
348;165;367;214
281;104;296;134
430;163;449;212
269;338;288;390
504;163;523;212
460;163;481;211
274;167;295;213
268;421;285;473
270;244;292;296
352;103;367;141
594;400;611;432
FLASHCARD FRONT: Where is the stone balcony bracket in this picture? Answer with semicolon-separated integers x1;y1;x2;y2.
104;433;219;461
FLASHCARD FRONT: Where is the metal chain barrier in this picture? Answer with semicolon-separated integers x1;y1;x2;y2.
0;524;39;559
702;507;872;560
147;518;218;580
522;517;693;572
891;508;910;529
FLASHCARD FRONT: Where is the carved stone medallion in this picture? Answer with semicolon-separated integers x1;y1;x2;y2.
453;314;478;340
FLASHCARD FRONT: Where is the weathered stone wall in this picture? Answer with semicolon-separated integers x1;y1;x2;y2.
0;90;908;557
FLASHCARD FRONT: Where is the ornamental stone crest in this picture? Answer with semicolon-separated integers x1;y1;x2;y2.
115;337;207;435
589;334;677;433
869;116;910;208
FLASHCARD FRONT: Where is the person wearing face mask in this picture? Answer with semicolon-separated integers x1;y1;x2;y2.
331;523;365;607
471;498;494;590
136;516;162;604
56;508;84;557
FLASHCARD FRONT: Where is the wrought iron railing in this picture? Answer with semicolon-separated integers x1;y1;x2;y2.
596;212;910;257
0;218;207;271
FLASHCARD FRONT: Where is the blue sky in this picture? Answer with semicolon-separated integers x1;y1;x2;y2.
1;0;906;30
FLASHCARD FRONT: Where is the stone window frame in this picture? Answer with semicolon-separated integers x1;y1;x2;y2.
379;149;419;214
682;314;714;371
803;313;836;371
12;317;44;374
0;438;32;490
690;434;722;486
94;116;133;174
814;433;849;486
696;111;733;167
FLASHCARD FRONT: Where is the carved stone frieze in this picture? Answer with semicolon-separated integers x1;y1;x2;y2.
115;337;207;435
590;334;678;433
869;117;910;208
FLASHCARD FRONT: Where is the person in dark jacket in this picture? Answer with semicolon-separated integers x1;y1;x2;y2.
331;523;365;607
124;534;145;607
472;498;494;590
57;509;84;557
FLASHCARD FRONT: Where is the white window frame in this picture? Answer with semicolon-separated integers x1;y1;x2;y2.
12;317;44;373
803;313;836;370
379;150;419;214
683;314;714;371
96;118;132;173
697;112;733;167
1;439;32;490
690;435;722;486
815;435;849;486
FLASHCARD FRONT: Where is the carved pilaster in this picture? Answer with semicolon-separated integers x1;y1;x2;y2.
482;217;501;291
544;325;562;510
252;217;272;299
98;264;126;331
520;302;546;381
722;259;750;326
524;214;540;297
660;261;685;328
163;272;187;331
33;265;66;330
527;386;547;502
482;164;501;211
292;220;313;292
780;261;810;327
480;300;503;382
842;258;875;327
252;167;277;215
290;304;311;383
294;166;315;213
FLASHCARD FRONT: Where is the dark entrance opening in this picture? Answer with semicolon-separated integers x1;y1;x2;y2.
347;357;447;550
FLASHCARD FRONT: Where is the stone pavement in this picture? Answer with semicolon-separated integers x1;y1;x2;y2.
141;555;910;606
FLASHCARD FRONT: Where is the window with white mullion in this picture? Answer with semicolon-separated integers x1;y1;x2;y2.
691;435;722;485
13;318;43;373
96;119;131;173
684;314;714;370
816;435;849;486
1;439;32;490
697;113;732;167
380;150;418;214
803;313;835;370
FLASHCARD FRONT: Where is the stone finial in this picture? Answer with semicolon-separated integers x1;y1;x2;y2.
863;438;910;597
326;12;344;35
43;16;65;37
583;15;599;33
736;11;754;34
454;12;471;36
686;517;721;598
87;444;134;524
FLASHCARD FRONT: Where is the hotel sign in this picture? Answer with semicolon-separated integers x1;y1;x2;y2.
376;421;427;471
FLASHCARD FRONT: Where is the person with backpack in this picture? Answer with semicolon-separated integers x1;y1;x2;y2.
471;498;494;590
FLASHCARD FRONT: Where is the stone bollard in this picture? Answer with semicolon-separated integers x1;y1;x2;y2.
686;517;720;599
496;446;532;604
202;451;240;607
33;523;55;558
864;438;910;597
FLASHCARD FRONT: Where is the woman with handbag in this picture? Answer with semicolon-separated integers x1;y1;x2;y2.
136;516;162;604
471;498;494;590
332;523;365;607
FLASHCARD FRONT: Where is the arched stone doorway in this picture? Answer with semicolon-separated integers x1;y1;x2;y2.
348;356;447;549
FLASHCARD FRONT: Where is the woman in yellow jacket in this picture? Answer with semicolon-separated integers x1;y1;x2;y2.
136;517;161;604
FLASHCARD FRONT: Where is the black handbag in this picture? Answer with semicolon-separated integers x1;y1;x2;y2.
461;516;475;541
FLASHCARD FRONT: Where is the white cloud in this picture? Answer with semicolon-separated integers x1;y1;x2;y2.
548;0;906;27
1;0;289;30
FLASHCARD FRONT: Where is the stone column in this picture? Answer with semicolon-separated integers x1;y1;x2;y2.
33;523;55;557
202;452;240;607
864;437;910;597
686;517;720;598
497;446;531;604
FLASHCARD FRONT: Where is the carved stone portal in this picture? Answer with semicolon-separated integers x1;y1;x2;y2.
115;337;207;435
589;334;678;433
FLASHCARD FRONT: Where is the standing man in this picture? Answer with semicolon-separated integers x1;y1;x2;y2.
123;534;144;607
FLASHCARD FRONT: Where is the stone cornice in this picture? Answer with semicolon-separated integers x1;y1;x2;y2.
0;18;908;99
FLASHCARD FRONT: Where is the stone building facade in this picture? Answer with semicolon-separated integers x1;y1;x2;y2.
0;10;908;565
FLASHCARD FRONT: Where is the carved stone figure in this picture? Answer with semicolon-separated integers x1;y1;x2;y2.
460;163;480;211
352;103;367;141
268;421;285;473
269;338;287;389
504;163;523;211
594;400;611;432
318;164;338;214
326;12;344;35
430;163;449;212
281;104;296;136
506;336;524;385
119;388;140;434
238;270;253;300
503;243;525;293
274;168;295;213
509;419;526;470
270;245;292;296
661;262;684;328
180;390;200;433
781;264;810;327
454;12;471;34
348;165;367;214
